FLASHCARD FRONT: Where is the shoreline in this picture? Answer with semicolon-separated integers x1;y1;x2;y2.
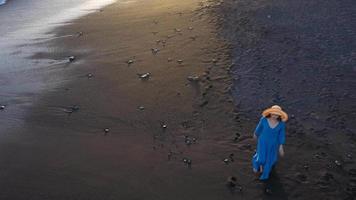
1;0;252;199
0;0;355;199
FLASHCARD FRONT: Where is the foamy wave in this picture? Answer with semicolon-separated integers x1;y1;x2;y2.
1;0;117;44
0;0;6;6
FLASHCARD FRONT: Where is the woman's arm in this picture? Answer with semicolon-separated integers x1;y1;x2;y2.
278;123;286;157
253;117;264;139
279;144;285;157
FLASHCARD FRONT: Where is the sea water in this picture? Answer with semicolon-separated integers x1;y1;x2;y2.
0;0;117;130
0;0;117;46
0;0;117;73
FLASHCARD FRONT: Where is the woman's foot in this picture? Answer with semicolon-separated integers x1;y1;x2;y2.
253;166;263;173
264;186;273;195
261;180;272;195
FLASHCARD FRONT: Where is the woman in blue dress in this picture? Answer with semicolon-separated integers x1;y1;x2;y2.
252;105;288;181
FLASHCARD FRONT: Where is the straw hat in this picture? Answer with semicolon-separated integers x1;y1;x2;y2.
262;105;288;122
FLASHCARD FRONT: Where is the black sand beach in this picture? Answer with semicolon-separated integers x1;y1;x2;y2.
0;0;355;199
214;0;356;199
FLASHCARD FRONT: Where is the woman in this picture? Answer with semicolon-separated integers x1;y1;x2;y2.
252;105;288;180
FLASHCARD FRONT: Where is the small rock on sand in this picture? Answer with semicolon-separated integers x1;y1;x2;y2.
161;124;167;129
183;157;192;168
137;73;151;80
187;75;200;82
127;60;134;65
184;136;197;145
77;32;83;37
334;160;342;167
68;56;76;62
151;48;160;54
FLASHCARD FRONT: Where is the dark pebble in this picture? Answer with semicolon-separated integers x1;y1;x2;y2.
68;56;75;62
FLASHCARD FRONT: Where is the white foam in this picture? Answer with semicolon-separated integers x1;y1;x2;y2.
1;0;117;46
0;0;118;73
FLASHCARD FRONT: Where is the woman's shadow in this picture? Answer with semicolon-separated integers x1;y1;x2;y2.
262;167;288;200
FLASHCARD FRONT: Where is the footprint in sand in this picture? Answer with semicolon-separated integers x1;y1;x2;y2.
295;172;308;183
63;105;80;115
233;132;241;142
349;169;356;177
317;172;334;190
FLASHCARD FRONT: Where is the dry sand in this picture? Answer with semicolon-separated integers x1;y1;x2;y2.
214;0;356;199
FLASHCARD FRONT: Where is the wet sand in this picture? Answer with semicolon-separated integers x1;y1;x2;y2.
0;0;247;199
0;0;355;199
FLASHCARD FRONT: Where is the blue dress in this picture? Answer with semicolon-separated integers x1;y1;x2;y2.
252;117;286;180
